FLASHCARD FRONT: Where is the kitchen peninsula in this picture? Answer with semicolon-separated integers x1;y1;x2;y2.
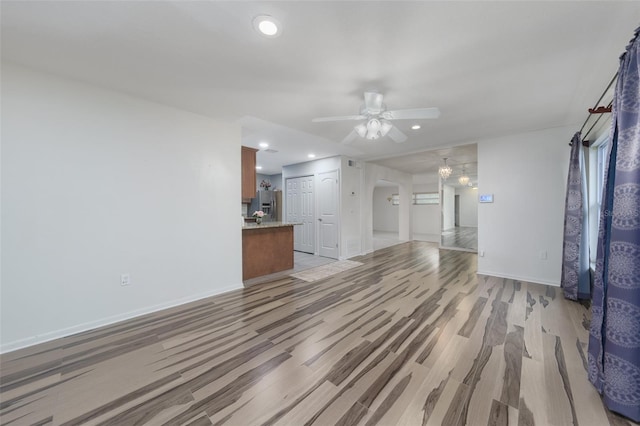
242;222;299;280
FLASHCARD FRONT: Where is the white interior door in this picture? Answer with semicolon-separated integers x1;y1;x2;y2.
318;170;339;259
287;176;315;253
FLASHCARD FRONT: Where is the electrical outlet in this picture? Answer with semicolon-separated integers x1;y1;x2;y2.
479;250;485;257
539;251;547;260
120;273;131;286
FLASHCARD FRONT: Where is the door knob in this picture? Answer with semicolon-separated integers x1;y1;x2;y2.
318;218;323;221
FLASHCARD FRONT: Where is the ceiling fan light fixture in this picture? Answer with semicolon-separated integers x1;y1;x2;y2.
313;91;438;144
366;119;382;140
439;158;452;181
354;123;367;137
367;118;381;132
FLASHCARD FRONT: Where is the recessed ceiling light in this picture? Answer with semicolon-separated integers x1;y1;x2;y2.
308;153;316;158
253;15;281;37
411;124;421;130
255;166;262;170
259;142;269;148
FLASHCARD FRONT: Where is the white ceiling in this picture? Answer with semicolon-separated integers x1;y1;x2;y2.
2;1;638;175
374;143;477;177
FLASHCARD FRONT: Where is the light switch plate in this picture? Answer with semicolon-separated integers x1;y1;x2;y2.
121;273;130;286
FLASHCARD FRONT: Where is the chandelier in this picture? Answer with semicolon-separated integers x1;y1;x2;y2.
458;165;469;186
439;158;452;181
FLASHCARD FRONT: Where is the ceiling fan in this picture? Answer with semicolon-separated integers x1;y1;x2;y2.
312;92;440;144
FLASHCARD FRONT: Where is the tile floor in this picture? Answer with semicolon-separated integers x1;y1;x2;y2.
243;251;336;286
290;260;363;282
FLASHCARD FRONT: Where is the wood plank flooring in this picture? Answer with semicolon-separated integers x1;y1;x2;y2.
1;241;637;425
441;227;478;251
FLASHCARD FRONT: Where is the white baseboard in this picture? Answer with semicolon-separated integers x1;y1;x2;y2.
0;283;243;354
476;270;560;287
412;234;440;243
439;245;477;253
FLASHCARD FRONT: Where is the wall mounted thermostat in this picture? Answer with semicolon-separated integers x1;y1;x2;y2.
479;194;494;203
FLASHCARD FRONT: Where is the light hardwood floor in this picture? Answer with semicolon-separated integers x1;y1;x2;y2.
1;242;637;425
441;227;478;252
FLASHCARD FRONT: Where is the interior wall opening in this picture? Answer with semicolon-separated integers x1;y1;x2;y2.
440;163;478;252
372;179;403;251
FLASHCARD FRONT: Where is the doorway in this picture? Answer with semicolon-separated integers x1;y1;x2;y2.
441;179;478;252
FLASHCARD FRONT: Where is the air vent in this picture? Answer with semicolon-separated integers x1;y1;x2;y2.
264;149;279;154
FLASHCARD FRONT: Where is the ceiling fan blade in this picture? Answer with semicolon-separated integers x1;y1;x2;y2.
312;115;366;123
364;92;384;113
382;107;441;120
387;126;408;143
342;130;358;144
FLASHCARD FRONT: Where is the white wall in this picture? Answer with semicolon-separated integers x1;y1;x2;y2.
372;181;441;239
270;173;283;191
372;186;399;232
1;65;243;352
340;158;363;258
456;186;479;227
362;164;413;254
282;156;341;179
477;126;572;286
256;173;271;190
255;173;282;191
442;184;456;230
412;183;440;239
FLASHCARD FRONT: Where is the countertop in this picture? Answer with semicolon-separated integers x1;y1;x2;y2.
242;221;301;230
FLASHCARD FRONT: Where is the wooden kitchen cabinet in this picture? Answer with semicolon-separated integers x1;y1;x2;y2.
241;146;258;201
242;224;295;280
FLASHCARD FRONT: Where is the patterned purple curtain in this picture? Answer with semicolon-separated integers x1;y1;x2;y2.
588;27;640;422
561;132;590;300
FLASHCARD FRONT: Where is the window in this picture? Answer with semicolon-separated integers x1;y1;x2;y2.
413;192;440;205
596;140;609;206
390;192;440;206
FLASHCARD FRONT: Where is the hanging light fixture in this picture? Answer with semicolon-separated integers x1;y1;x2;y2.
439;158;452;181
458;165;470;186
